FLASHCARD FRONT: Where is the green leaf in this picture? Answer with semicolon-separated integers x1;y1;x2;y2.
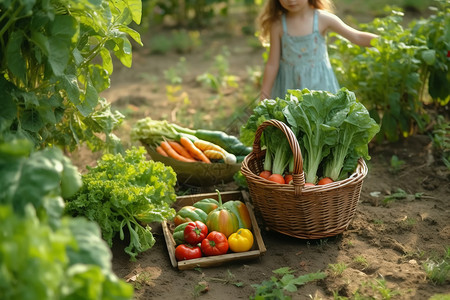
421;49;436;65
47;15;77;76
89;64;110;92
20;109;44;132
77;82;99;117
118;24;142;45
0;89;17;123
60;75;81;105
6;30;27;84
100;48;113;74
126;0;142;25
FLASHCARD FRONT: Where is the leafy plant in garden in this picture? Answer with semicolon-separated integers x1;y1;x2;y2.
0;140;133;299
329;3;449;142
0;0;142;152
0;140;82;227
65;147;178;260
250;267;326;299
409;0;450;104
430;115;450;168
423;246;450;285
0;205;134;300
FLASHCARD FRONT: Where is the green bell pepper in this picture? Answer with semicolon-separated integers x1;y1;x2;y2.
193;198;219;214
173;206;208;226
172;222;189;245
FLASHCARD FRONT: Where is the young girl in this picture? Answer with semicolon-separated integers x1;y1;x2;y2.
257;0;378;100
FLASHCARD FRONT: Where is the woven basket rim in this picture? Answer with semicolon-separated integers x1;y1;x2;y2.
240;119;368;194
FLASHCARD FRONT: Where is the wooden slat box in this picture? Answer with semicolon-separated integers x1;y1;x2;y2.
162;191;266;270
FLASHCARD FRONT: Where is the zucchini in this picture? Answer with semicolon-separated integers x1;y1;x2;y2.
194;129;251;156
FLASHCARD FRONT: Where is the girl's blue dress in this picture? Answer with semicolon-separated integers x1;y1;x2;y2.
271;10;340;99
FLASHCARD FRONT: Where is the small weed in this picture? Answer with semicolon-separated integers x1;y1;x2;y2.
353;255;369;270
399;216;417;228
163;57;187;85
149;34;172;54
352;277;401;299
429;293;450;300
388;155;405;174
423;246;450;285
208;269;244;287
328;262;348;276
369;278;401;299
251;267;326;299
430;115;450;168
382;188;423;205
172;30;202;54
372;219;384;225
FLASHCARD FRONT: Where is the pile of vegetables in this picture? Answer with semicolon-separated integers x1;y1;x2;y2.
171;190;254;261
240;88;380;185
65;147;178;261
131;117;252;164
0;141;133;299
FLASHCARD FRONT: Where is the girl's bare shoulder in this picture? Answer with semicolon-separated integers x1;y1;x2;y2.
316;9;342;32
270;17;283;37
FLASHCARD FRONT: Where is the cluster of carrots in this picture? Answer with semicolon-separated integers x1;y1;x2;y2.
156;136;236;164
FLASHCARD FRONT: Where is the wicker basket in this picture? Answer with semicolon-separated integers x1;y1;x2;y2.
240;119;368;239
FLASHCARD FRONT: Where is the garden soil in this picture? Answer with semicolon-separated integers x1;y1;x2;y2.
70;18;450;299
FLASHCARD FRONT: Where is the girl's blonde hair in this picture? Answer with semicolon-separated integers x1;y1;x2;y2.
256;0;334;44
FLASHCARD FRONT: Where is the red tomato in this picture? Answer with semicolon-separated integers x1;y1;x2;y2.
201;231;229;256
184;221;208;245
317;177;334;185
175;244;202;261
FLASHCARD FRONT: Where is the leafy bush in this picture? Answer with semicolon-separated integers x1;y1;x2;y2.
0;0;142;152
65;147;178;260
0;205;134;300
0;140;133;299
329;1;449;142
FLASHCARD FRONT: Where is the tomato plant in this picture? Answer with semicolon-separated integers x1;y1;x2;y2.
329;2;449;142
0;0;142;152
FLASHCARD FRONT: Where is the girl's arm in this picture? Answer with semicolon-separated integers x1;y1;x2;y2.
260;20;282;100
319;11;378;47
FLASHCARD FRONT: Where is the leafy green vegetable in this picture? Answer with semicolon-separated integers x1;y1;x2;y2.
240;96;295;177
284;89;352;183
0;204;134;300
65;147;178;260
241;88;379;183
323;101;380;181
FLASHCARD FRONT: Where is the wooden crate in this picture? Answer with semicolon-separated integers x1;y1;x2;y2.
162;191;266;270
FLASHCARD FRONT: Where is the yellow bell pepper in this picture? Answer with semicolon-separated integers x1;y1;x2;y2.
228;228;254;252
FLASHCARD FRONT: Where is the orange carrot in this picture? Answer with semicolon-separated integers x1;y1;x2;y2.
179;136;211;163
160;141;196;163
168;141;195;160
156;146;168;157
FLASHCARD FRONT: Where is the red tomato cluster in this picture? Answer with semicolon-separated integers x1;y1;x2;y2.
174;221;229;261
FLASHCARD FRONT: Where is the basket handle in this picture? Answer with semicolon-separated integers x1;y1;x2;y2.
252;119;306;194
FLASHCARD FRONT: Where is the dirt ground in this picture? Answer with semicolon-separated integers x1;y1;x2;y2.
71;13;450;299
